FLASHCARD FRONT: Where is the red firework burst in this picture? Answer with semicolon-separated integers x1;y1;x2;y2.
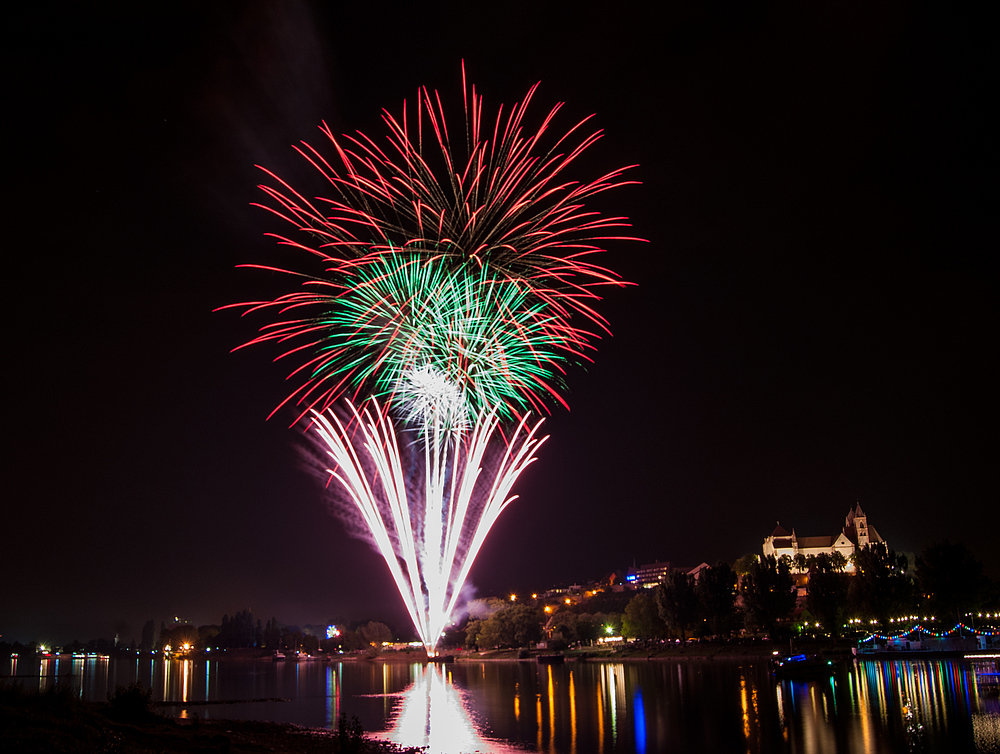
227;64;643;422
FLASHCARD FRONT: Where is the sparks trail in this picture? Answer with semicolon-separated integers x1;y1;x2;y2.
311;401;545;653
226;66;640;655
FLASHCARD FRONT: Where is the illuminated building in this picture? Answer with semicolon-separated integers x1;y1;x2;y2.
625;561;671;587
762;503;886;572
625;561;710;588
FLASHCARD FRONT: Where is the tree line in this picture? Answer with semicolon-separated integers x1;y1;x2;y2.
458;593;629;652
1;610;402;658
152;612;398;656
629;540;996;641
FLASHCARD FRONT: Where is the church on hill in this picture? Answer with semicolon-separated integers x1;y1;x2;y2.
762;503;885;572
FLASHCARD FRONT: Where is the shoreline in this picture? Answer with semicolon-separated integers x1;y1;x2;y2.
13;639;995;669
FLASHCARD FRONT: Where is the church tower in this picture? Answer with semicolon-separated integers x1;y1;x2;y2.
852;503;870;547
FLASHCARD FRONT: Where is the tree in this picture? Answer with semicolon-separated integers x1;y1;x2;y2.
264;618;281;649
140;620;156;653
828;551;849;572
113;620;131;648
197;624;221;648
549;612;582;645
850;543;914;625
739;555;796;636
544;611;604;646
464;619;484;649
695;562;738;637
794;551;848;575
655;571;698;639
301;632;320;655
473;603;543;649
573;614;603;644
805;553;851;637
733;553;759;577
217;609;259;648
915;541;990;624
566;590;633;616
622;589;668;640
339;628;367;653
160;623;198;649
359;621;393;656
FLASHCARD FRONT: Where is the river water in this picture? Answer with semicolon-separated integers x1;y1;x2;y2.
10;654;1000;753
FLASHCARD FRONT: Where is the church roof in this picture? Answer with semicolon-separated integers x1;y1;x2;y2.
797;535;837;549
770;523;791;538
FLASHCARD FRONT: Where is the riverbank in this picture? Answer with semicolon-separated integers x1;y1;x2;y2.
235;639;856;664
454;637;857;663
19;636;979;675
0;683;421;753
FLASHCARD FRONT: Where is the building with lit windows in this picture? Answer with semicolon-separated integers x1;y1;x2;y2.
625;561;710;588
625;561;671;587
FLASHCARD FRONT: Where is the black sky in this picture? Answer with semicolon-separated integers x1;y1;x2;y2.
4;1;994;644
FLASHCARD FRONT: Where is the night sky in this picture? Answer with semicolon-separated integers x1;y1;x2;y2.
5;2;994;645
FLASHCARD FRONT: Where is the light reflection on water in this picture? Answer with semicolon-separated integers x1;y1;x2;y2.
6;654;999;752
378;663;499;753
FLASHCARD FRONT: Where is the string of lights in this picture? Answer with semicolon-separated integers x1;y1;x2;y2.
860;622;1000;643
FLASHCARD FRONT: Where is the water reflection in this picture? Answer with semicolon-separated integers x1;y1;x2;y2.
774;674;842;754
971;659;1000;753
741;666;765;750
325;662;341;727
767;658;1000;754
6;655;999;752
601;663;624;748
10;654;113;698
632;686;646;754
377;662;650;754
159;656;199;715
339;658;1000;753
382;663;496;753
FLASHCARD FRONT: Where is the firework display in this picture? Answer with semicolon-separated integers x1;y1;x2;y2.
231;67;638;655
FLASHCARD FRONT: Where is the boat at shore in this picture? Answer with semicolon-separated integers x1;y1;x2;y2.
770;653;835;679
536;654;565;665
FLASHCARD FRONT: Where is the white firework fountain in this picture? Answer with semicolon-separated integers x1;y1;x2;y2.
310;366;546;657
